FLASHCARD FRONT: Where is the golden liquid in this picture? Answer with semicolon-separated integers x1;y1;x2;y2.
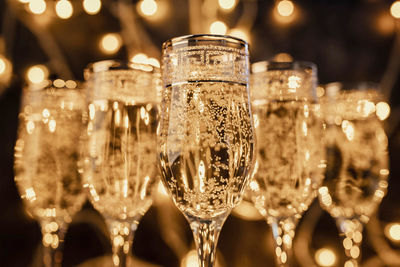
14;106;86;222
159;82;255;219
84;101;158;221
319;116;389;221
250;100;325;219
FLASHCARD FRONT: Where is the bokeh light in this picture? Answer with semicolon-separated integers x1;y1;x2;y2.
181;250;199;267
99;33;122;55
26;65;49;84
138;0;158;17
131;53;148;64
18;0;30;3
29;0;47;15
390;1;400;19
315;248;336;267
210;21;228;35
53;79;65;88
55;0;73;19
375;12;395;36
83;0;102;15
273;52;293;62
277;0;294;17
229;28;250;43
232;200;263;221
0;55;12;85
147;57;160;68
0;58;6;75
65;80;77;89
376;101;391;120
218;0;237;11
385;223;400;242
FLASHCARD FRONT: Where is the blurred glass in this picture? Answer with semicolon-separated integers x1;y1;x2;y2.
14;81;87;267
318;82;390;267
249;61;326;266
82;60;160;267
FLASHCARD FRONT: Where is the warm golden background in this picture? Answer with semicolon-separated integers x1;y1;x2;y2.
0;0;399;266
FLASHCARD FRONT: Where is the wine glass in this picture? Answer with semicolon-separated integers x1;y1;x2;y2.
248;61;326;266
14;81;87;267
82;60;160;267
159;34;255;267
318;82;389;267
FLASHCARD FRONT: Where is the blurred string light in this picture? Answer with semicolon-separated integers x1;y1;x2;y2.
55;0;73;19
29;0;47;15
137;0;158;17
385;223;400;242
218;0;237;11
18;0;30;3
99;33;122;55
314;248;336;267
390;1;400;19
210;21;228;35
83;0;102;15
26;64;49;84
229;28;250;43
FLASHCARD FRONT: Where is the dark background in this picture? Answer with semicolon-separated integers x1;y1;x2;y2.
0;0;400;266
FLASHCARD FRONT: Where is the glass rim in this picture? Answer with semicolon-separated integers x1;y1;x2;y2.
85;59;159;76
23;79;83;92
162;34;248;50
251;60;317;74
324;81;380;91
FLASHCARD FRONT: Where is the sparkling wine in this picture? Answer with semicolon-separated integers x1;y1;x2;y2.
14;104;86;222
84;100;158;220
250;99;325;219
159;82;255;219
319;115;389;220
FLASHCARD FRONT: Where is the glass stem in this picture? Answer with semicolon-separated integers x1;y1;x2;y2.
108;220;138;267
337;218;363;267
186;213;228;267
41;220;65;267
270;217;297;267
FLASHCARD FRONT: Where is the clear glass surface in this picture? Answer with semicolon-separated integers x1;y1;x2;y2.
318;83;389;266
82;60;160;267
159;34;254;267
14;81;87;267
249;61;325;266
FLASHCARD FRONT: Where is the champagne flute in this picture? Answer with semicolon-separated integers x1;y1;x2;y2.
159;34;255;267
249;61;326;267
82;60;160;267
14;81;87;267
318;83;389;267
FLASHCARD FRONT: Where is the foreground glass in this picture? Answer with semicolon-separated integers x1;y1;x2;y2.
159;34;255;267
249;61;326;266
318;83;389;267
14;81;86;267
82;60;160;267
